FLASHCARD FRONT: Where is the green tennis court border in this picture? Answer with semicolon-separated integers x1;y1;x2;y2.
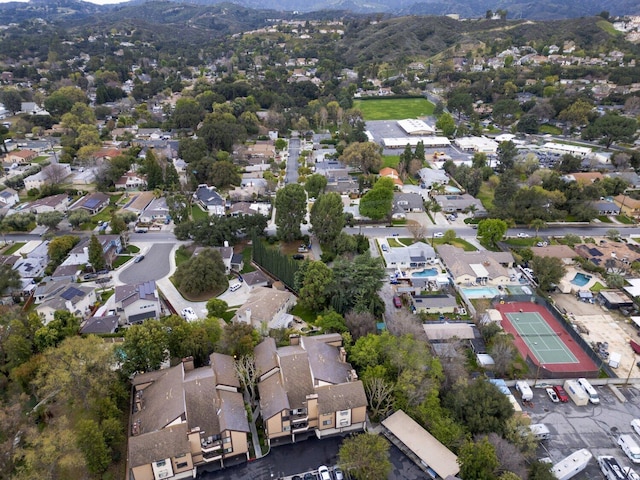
505;311;579;364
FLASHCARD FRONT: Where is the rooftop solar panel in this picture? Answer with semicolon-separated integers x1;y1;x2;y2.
589;247;603;256
61;286;83;300
84;197;101;209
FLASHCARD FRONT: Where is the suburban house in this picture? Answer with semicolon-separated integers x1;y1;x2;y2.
36;284;97;325
232;287;296;330
0;188;19;207
615;195;640;217
28;193;70;214
116;171;147;190
193;184;225;216
228;202;271;218
382;241;436;271
193;246;243;275
561;172;604;185
438;245;514;286
379;167;403;187
70;192;110;215
589;199;621;215
255;335;367;447
531;245;577;264
139;197;170;224
80;314;120;334
391;192;423;220
51;263;82;282
13;245;48;279
411;293;459;314
115;281;161;324
417;168;449;189
241;270;270;290
124;192;155;215
433;193;486;215
92;147;123;162
5;149;37;164
128;355;250;480
244;141;276;164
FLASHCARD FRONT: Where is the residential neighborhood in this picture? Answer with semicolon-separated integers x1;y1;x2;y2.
1;2;640;480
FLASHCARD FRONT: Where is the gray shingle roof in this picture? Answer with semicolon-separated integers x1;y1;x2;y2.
128;424;190;468
316;381;367;415
258;371;289;420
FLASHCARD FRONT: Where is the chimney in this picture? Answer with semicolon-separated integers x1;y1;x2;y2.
289;334;300;346
182;356;194;372
339;347;347;363
224;240;229;248
83;246;89;257
348;369;358;382
245;308;251;324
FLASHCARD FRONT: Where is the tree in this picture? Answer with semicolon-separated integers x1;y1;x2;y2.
359;177;394;221
529;218;547;236
295;260;334;312
109;213;127;235
275;183;307;242
436;112;456;137
516;113;539;134
44;86;87;118
206;298;229;318
364;376;394;421
36;211;64;229
477;219;508;247
67;209;91;228
344;310;377;339
2;212;35;231
209;160;241;188
216;323;259;358
174;248;227;297
88;234;105;272
235;354;259;406
563;233;581;248
171;97;204;130
407;221;427;241
310;192;345;248
606;228;621;241
489;335;517;377
305;173;328;198
496;141;518;173
329;254;385;316
316;310;347;333
582;112;638;148
0;264;20;295
530;256;566;291
338;433;392;480
142;150;163;190
121;320;170;376
558;98;593;129
75;419;111;475
340;142;382;174
458;437;499;480
493;99;520;128
0;88;23;114
442;229;457;244
529;460;556;480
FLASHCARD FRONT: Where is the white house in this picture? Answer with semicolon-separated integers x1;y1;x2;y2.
0;188;19;207
114;281;161;324
36;285;97;325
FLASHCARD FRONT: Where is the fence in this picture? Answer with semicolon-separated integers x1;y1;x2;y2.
491;294;616;379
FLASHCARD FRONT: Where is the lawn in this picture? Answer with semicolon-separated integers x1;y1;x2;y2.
3;242;25;255
291;304;317;324
477;182;495;210
191;204;208;221
112;255;133;269
433;238;478;251
354;98;434;121
616;215;635;225
387;237;404;248
590;282;607;293
124;245;140;254
175;246;193;267
539;124;562;135
241;246;256;273
382;155;400;168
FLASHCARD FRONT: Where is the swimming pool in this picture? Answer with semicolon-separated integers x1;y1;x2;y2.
412;268;439;278
571;272;592;287
459;286;502;299
444;186;461;193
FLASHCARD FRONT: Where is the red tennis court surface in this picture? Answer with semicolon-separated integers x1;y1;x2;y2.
495;300;599;377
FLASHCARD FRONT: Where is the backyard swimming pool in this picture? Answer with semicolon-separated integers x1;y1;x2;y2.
412;268;439;278
571;272;592;287
444;186;462;193
460;286;502;299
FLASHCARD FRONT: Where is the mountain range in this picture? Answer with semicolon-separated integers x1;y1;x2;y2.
0;0;638;23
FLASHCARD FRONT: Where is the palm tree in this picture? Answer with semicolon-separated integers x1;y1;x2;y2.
529;218;547;237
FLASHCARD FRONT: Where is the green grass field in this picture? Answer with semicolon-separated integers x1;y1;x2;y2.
354;98;434;121
382;155;400;168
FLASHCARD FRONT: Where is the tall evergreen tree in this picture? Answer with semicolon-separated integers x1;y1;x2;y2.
88;235;106;272
143;150;164;190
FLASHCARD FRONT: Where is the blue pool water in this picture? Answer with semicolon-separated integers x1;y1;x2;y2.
460;286;502;299
571;272;592;287
445;186;462;193
412;268;439;278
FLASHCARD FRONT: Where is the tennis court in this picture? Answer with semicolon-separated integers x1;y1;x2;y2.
505;312;578;364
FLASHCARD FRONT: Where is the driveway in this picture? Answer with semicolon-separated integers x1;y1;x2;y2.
118;243;174;284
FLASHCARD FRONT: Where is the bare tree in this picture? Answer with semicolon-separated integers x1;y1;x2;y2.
364;376;394;421
489;334;517;377
485;432;528;479
345;311;377;340
439;338;471;390
407;221;428;241
234;355;260;407
42;163;69;185
387;309;426;338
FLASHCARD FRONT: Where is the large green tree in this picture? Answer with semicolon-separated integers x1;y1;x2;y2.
359;176;394;221
0;264;20;295
582;112;638;148
530;256;566;291
294;260;334;312
121;320;170;376
310;192;345;248
88;235;106;272
305;173;328;199
36;211;64;229
174;248;227;297
329;253;386;316
209;160;241;188
477;218;508;247
458;437;499;480
338;433;392;480
340;142;383;174
275;183;307;242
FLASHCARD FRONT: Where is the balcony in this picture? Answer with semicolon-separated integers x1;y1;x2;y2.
201;440;222;453
202;450;223;463
292;421;309;433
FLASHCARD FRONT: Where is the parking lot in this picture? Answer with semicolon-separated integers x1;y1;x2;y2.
525;382;640;478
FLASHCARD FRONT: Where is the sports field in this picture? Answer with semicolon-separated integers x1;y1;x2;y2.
354;98;434;120
505;312;578;364
495;300;599;377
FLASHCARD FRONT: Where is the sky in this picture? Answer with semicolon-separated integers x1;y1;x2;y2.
0;0;130;4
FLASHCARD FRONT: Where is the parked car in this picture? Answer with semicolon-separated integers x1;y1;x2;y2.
632;419;640;436
433;232;444;238
553;385;569;403
334;467;344;480
517;233;530;238
181;307;198;321
83;273;97;280
317;466;331;480
293;254;305;260
134;255;145;263
393;296;402;308
546;387;560;403
303;474;315;480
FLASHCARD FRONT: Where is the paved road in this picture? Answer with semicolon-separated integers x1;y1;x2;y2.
287;136;300;185
118;243;174;284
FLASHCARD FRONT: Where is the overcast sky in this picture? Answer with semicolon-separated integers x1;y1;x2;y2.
0;0;130;4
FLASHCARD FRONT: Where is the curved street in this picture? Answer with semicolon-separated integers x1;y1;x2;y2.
118;243;174;284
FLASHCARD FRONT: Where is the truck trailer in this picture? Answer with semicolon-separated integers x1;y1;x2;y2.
515;380;533;402
564;379;589;406
551;449;592;480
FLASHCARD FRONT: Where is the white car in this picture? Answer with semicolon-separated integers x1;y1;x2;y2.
517;233;530;238
546;387;560;403
433;232;444;238
318;466;331;480
181;307;198;321
632;419;640;436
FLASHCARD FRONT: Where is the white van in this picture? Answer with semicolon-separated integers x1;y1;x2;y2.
229;283;241;292
577;378;600;404
619;434;640;464
515;381;533;401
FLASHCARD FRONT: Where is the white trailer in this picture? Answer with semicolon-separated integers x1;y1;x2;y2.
515;380;533;401
564;379;589;406
552;449;592;480
609;352;622;368
598;455;638;480
530;423;551;441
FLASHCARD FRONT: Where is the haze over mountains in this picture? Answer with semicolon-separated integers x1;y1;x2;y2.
0;0;639;21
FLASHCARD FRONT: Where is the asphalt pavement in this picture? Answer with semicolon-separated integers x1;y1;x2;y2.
118;243;174;284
